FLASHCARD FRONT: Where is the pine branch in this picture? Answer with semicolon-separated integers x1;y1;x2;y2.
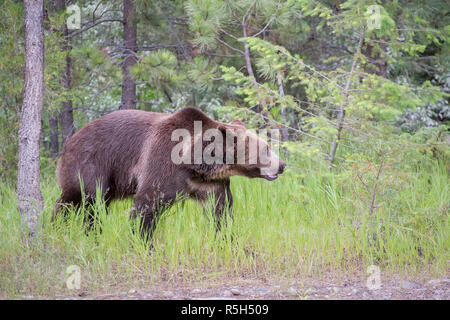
216;37;244;55
70;19;124;37
328;29;365;166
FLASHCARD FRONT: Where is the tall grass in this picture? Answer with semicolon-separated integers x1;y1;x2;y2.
0;159;448;298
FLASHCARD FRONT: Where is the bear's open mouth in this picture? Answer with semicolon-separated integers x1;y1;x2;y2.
262;174;278;181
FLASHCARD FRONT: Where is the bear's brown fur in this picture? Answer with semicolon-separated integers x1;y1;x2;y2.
54;107;285;237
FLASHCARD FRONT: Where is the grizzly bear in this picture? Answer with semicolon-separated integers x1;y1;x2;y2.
54;107;286;238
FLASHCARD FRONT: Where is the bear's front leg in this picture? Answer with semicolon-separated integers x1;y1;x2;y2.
132;190;177;242
213;179;233;231
190;179;233;232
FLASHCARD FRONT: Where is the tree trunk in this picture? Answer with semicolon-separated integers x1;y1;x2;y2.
242;21;268;121
55;0;74;146
242;22;256;82
60;90;74;146
49;114;59;158
362;36;387;77
277;72;289;141
328;29;365;166
121;0;137;109
18;0;45;239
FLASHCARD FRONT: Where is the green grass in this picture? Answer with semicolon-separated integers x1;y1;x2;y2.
0;159;448;298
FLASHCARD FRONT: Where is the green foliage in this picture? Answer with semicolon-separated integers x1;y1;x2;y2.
132;49;180;87
186;57;219;92
348;76;443;121
0;0;24;182
185;0;226;50
221;34;447;164
296;0;332;20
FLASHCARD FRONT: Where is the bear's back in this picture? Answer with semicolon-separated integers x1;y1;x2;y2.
57;110;170;191
63;110;168;151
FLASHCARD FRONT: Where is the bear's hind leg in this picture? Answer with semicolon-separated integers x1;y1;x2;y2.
81;176;113;230
51;189;83;222
132;189;178;243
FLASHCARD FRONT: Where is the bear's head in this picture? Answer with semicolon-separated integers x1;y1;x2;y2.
218;120;286;181
169;108;286;181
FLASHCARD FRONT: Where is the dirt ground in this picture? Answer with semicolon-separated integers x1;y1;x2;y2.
56;275;449;300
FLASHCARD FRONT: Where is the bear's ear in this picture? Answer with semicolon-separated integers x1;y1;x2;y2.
231;119;245;127
218;125;236;140
218;125;228;137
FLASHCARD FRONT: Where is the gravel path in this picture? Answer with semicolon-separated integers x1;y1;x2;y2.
58;276;449;300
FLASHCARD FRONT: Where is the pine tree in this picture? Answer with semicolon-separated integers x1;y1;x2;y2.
17;0;45;240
